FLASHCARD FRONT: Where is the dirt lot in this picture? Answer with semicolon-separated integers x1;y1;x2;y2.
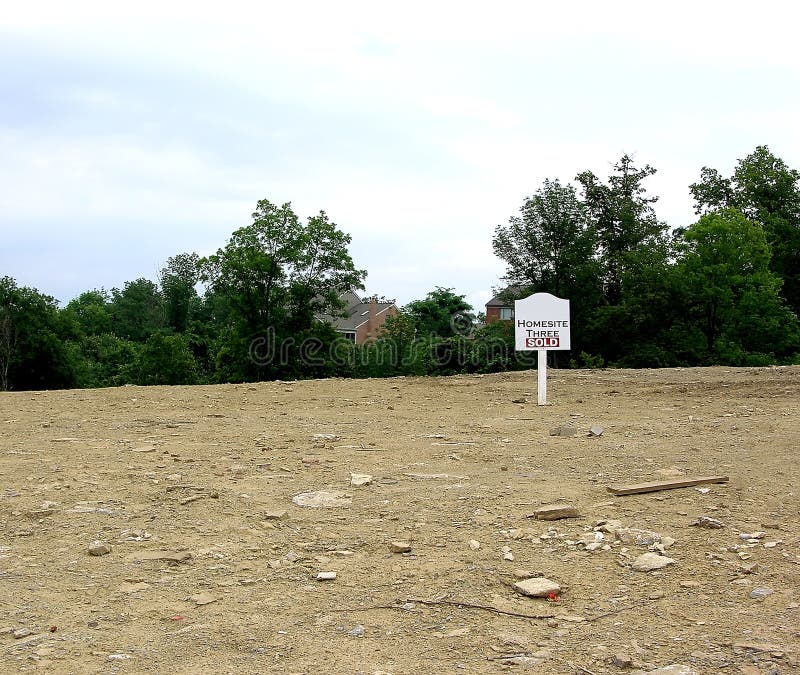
1;366;798;674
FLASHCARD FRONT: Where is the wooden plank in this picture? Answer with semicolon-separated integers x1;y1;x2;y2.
606;475;729;496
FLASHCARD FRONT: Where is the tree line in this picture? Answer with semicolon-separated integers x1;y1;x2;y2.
1;145;798;391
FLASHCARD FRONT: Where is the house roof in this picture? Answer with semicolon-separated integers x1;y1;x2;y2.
319;291;397;332
485;285;526;307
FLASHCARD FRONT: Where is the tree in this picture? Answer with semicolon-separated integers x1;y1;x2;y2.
110;278;165;341
493;179;599;298
675;208;798;363
199;199;366;380
63;290;113;337
405;287;475;338
577;155;669;304
123;333;199;385
0;277;76;390
160;253;200;333
690;145;800;314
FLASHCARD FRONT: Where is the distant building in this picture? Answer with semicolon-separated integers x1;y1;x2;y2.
485;286;525;324
321;290;398;344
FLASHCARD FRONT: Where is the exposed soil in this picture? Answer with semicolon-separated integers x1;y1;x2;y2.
1;367;798;673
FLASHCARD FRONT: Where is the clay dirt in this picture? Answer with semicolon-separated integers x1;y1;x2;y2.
1;366;798;673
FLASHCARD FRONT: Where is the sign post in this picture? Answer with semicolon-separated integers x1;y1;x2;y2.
514;293;571;405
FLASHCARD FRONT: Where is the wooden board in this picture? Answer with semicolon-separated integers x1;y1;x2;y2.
606;475;729;496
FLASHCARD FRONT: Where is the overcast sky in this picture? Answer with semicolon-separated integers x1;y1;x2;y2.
2;1;799;312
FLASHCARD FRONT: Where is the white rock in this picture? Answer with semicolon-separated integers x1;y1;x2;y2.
467;539;481;550
349;473;373;487
632;552;676;572
316;571;337;581
292;490;352;508
88;540;112;556
513;577;561;598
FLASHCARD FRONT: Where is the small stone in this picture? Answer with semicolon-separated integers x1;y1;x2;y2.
312;433;338;441
349;473;373;487
88;540;112;556
549;425;577;437
589;426;604;437
612;652;634;668
585;542;603;552
631;552;676;572
390;541;412;553
513;569;536;580
648;590;666;600
316;571;337;581
262;509;287;520
192;592;217;606
661;536;676;549
739;531;766;540
529;504;580;521
750;587;774;600
13;628;32;639
643;666;698;675
348;624;365;637
292;490;352;508
513;577;561;598
511;397;528;404
467;539;481;551
679;580;700;588
503;552;515;561
692;516;724;529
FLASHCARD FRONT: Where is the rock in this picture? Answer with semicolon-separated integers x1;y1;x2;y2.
739;531;766;540
589;425;604;437
529;504;580;521
292;490;352;508
349;473;373;487
119;582;151;593
467;539;481;550
13;628;32;639
615;528;662;546
513;569;537;580
312;433;339;441
549;425;577;437
660;536;676;549
648;590;666;600
631;552;676;572
585;542;603;551
389;541;412;553
679;580;700;588
749;587;774;600
643;666;698;675
347;624;365;637
692;516;724;529
513;577;561;598
511;397;528;404
88;540;112;556
262;509;287;520
612;652;634;668
316;571;337;581
503;552;515;561
192;592;217;606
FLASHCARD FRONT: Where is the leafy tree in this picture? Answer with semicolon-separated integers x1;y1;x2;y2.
690;145;800;314
63;290;113;337
199;199;366;380
405;287;475;338
0;277;76;390
675;208;798;362
110;278;165;341
122;333;198;385
577;155;670;304
493;179;599;298
160;253;200;333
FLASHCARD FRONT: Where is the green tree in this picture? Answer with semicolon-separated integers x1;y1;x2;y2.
160;253;200;333
110;278;165;341
63;290;113;337
122;333;199;385
690;145;800;314
577;155;670;304
405;287;475;338
675;208;798;363
0;277;76;390
199;199;366;380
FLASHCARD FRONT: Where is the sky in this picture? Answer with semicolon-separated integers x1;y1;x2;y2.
2;1;799;313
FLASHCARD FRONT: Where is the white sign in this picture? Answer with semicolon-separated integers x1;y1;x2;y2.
514;293;571;351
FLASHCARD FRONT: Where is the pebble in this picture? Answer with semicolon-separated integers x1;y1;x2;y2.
643;666;698;675
467;539;481;550
349;473;373;487
549;425;577;437
631;552;676;572
88;540;112;556
292;490;352;508
192;592;218;606
692;516;724;529
316;571;337;581
13;628;32;639
348;625;365;637
589;426;604;437
750;587;774;600
389;541;412;553
530;504;580;521
612;652;634;668
513;577;561;598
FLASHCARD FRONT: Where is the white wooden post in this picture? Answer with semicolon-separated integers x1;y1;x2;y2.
537;349;547;405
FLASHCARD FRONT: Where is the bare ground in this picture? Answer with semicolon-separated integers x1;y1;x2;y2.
1;366;798;674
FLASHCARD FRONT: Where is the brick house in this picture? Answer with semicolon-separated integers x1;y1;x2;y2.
321;290;398;344
484;286;524;324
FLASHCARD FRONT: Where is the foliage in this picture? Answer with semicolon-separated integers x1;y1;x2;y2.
690;145;800;314
122;333;199;386
404;287;475;338
110;278;165;341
